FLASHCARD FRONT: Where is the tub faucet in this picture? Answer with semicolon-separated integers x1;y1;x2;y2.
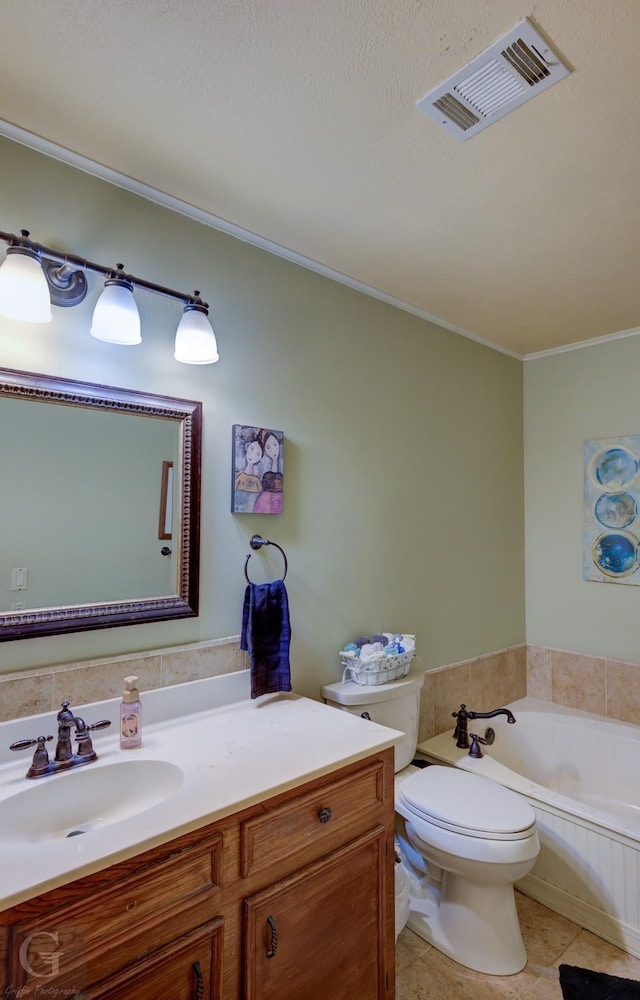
452;704;516;749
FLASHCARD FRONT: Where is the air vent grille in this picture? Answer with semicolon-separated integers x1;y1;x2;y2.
503;38;550;86
417;18;570;140
455;59;525;118
432;94;480;132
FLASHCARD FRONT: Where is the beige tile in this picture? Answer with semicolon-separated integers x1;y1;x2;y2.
606;658;640;724
396;926;431;966
396;931;484;1000
515;892;581;967
52;656;162;708
550;649;606;715
555;927;640;982
395;896;588;1000
396;954;458;1000
504;645;527;703
432;662;471;736
0;641;245;725
527;645;551;701
523;970;564;999
417;670;435;743
0;673;53;721
468;652;500;709
407;938;537;999
469;651;513;709
395;894;640;1000
161;642;244;685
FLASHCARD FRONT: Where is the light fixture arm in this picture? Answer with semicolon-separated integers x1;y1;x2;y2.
0;229;208;313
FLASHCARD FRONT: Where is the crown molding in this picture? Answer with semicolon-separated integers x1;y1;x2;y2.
0;119;523;359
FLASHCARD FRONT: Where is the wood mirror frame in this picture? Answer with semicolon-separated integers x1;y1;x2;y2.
0;368;201;641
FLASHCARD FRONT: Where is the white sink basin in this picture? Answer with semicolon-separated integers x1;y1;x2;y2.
0;759;184;843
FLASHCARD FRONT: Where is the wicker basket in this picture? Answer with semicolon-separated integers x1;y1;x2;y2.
339;644;415;686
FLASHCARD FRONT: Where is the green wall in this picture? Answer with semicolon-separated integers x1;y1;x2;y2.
525;336;640;661
0;137;525;698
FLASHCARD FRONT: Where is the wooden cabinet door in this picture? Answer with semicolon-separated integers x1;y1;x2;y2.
244;827;389;1000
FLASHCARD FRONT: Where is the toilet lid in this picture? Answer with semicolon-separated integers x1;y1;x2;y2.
398;765;536;839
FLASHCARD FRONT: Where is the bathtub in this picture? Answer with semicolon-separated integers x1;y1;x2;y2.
418;697;640;958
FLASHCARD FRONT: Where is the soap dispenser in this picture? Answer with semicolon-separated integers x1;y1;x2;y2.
120;675;142;749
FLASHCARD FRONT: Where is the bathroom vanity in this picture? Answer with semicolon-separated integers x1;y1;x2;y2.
0;671;399;999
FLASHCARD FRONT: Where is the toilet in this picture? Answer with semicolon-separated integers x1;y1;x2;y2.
321;671;539;975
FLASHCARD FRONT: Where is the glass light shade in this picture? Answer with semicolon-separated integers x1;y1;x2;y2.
174;306;219;364
0;247;52;323
90;277;141;345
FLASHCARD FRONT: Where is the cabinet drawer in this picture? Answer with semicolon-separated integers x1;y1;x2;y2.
87;918;223;1000
4;918;223;1000
8;835;222;991
241;760;385;878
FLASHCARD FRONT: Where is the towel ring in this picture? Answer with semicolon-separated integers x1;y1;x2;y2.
244;535;288;583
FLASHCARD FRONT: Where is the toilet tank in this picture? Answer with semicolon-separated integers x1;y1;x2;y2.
321;670;425;772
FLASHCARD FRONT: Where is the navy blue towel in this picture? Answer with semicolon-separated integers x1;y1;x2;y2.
241;580;292;699
559;964;640;999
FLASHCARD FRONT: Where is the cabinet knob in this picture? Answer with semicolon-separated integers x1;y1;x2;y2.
318;806;332;824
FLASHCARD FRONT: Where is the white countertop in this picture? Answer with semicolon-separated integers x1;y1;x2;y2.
0;669;401;910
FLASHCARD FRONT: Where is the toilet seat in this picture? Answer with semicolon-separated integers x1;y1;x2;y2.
397;765;536;841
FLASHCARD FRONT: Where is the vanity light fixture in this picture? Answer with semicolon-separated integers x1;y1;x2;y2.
90;264;141;346
174;300;220;364
0;229;219;364
0;235;52;323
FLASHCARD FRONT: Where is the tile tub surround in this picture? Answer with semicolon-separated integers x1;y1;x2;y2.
417;643;640;741
0;636;245;722
526;644;640;726
417;644;528;743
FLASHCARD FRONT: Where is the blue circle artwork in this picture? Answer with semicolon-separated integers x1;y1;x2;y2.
591;532;638;577
592;447;637;491
594;491;637;529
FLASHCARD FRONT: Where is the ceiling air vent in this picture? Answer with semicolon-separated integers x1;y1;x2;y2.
417;18;570;140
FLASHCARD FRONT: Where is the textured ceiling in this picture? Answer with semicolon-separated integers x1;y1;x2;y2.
1;0;639;358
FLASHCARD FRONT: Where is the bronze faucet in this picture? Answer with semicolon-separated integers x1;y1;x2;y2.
9;700;111;778
452;704;516;749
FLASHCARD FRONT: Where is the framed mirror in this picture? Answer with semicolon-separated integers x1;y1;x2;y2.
0;368;201;641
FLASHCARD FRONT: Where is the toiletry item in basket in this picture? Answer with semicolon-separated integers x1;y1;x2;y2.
120;675;142;749
358;642;386;665
340;632;416;685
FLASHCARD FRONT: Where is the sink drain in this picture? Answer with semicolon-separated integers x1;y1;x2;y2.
66;829;87;837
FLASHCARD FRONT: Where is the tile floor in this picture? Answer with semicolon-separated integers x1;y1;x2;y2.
396;891;640;998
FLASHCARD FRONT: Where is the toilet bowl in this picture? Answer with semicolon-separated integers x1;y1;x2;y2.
395;764;538;974
321;672;540;975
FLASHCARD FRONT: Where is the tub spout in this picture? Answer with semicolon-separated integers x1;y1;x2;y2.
452;704;516;749
477;707;517;724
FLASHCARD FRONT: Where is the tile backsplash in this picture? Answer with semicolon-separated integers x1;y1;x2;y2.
0;637;245;723
1;638;634;734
